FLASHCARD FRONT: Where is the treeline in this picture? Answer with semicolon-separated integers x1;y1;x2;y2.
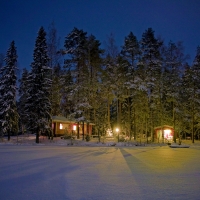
0;24;200;143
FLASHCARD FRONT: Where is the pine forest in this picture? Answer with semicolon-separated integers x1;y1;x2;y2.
1;25;200;143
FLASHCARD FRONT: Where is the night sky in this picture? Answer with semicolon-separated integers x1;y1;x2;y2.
1;0;200;71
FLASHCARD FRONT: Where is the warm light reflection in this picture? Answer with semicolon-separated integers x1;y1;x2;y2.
116;128;119;133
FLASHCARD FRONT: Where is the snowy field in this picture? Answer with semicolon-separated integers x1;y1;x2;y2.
0;137;200;200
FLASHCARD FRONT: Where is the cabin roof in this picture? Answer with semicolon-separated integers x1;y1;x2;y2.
154;125;174;130
52;116;73;123
52;116;95;125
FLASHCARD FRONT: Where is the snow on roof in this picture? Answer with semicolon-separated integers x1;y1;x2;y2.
51;116;73;123
51;116;95;125
154;125;174;130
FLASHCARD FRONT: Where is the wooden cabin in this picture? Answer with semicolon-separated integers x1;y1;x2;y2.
154;125;174;142
52;116;94;137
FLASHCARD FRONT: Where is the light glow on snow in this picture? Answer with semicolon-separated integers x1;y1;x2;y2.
0;143;200;200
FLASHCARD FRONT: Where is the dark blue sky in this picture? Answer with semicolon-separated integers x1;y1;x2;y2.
1;0;200;70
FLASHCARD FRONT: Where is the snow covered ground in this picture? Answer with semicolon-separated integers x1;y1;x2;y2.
1;134;200;147
0;136;200;200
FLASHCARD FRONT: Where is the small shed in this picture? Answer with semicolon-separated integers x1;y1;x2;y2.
52;116;94;137
154;125;174;141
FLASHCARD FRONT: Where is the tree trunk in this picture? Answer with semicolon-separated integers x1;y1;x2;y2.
7;131;10;141
93;109;96;135
118;99;122;128
87;122;89;135
107;99;111;130
133;107;136;140
173;101;176;143
150;109;153;142
192;102;195;143
145;116;148;144
82;121;85;140
36;130;39;143
77;122;80;139
127;97;131;139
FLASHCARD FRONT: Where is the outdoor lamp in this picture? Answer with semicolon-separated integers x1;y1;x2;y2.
116;128;119;142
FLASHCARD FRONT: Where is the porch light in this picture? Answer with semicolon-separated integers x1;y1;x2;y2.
116;128;119;142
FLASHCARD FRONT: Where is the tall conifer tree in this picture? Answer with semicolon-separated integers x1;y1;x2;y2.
18;68;29;133
0;41;18;140
162;41;187;142
47;22;62;116
26;27;52;143
189;47;200;143
64;28;88;122
121;32;140;139
140;28;163;141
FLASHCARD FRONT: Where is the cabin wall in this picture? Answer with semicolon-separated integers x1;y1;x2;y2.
154;126;174;141
52;121;93;137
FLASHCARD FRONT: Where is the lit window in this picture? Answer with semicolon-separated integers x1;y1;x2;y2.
60;123;63;129
164;129;171;138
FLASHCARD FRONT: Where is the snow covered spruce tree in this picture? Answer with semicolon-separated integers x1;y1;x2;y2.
191;47;200;143
47;22;63;116
60;67;74;117
120;31;140;140
26;27;52;143
18;68;29;134
63;28;104;138
181;64;193;140
162;41;187;143
102;33;120;135
182;46;200;143
85;34;104;134
0;53;4;68
63;28;88;130
0;41;19;140
50;64;63;116
140;28;163;141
